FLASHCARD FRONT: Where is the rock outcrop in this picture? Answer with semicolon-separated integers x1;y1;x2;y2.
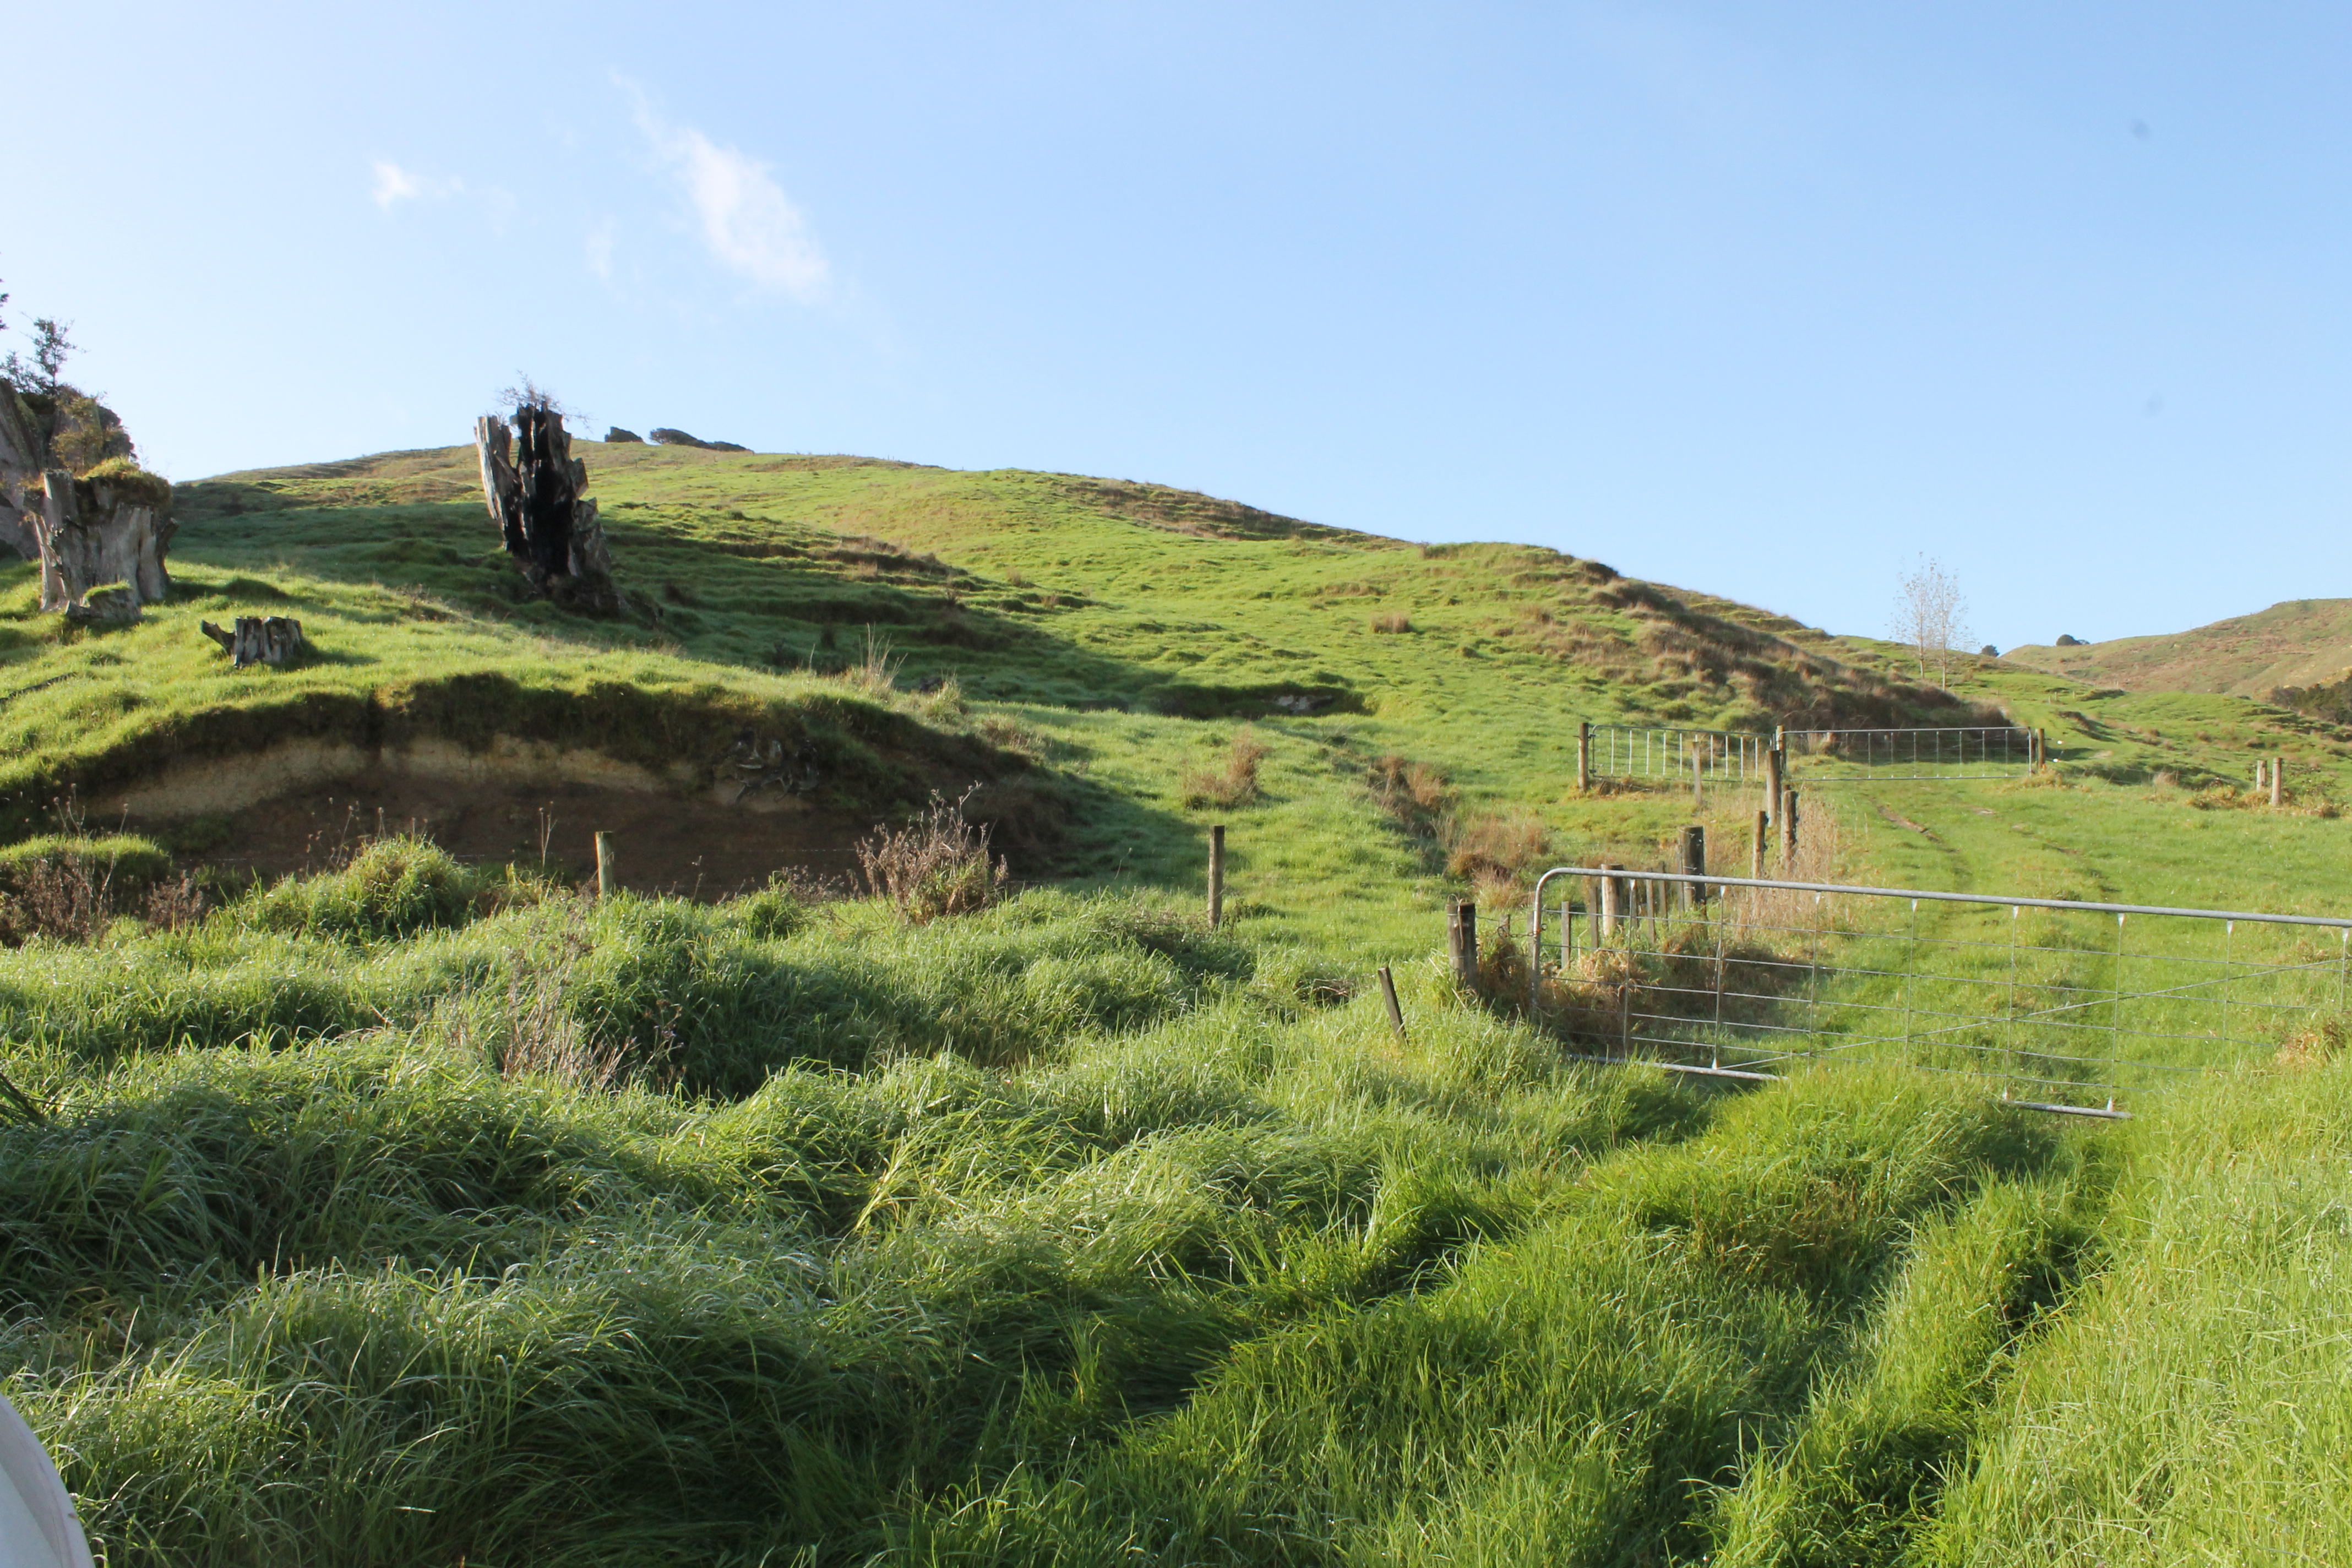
650;427;749;453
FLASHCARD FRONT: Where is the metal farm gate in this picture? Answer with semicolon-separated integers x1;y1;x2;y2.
1525;867;2350;1117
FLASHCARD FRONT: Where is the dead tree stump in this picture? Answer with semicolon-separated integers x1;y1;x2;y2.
0;389;175;616
201;617;307;668
476;404;619;613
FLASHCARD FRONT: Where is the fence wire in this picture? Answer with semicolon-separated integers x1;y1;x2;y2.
1583;723;2038;786
1527;868;2351;1116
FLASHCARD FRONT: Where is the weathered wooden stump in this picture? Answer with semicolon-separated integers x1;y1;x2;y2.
0;389;175;617
201;616;307;668
476;402;620;613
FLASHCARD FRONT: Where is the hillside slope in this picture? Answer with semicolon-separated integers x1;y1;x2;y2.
2001;597;2352;696
8;437;2352;1564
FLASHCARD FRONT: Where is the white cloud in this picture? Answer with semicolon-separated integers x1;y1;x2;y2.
622;82;831;302
371;160;462;210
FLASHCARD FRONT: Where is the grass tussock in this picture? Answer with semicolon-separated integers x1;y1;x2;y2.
1179;727;1271;810
1369;612;1413;634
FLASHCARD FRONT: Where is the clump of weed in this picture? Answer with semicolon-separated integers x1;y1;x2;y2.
855;790;1008;923
140;873;209;932
832;626;903;699
0;834;177;945
0;853;115;944
1180;729;1270;810
1370;612;1413;635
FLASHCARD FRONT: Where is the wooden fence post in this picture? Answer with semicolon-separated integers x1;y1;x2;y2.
1576;721;1591;793
594;831;616;899
1679;825;1707;906
2272;758;2284;809
1763;745;1784;824
1779;791;1799;865
1376;965;1407;1041
1598;864;1621;943
1208;825;1226;927
1447;901;1478;986
1751;810;1767;880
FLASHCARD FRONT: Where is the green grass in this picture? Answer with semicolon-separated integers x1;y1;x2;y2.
3;439;2352;1560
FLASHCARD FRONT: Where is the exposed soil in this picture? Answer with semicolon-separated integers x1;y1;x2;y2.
133;776;874;899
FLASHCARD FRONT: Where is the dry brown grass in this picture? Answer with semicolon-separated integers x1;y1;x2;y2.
1180;729;1271;810
2275;1014;2348;1070
1367;754;1453;838
1369;612;1413;635
854;790;1008;923
1446;810;1552;907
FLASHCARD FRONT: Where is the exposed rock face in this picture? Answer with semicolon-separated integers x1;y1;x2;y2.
475;405;620;613
649;427;749;453
0;386;174;616
603;427;644;444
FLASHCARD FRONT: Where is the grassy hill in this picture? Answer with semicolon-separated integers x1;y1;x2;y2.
3;437;2351;1564
2000;597;2352;697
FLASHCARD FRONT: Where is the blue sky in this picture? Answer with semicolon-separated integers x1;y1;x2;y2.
9;2;2347;651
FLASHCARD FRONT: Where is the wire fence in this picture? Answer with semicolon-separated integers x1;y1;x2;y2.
1781;725;2038;781
1583;726;1770;786
1525;867;2351;1116
1582;723;2040;788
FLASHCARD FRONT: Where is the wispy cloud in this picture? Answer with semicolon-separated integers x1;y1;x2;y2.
371;160;463;210
620;80;831;302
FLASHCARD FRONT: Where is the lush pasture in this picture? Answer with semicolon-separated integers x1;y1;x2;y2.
1;443;2350;1561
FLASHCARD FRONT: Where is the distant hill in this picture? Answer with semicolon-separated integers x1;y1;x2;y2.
1999;598;2352;698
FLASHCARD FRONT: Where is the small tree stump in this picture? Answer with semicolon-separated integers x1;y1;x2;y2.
201;616;307;668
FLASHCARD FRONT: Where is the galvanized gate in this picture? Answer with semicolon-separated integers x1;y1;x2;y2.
1525;867;2350;1117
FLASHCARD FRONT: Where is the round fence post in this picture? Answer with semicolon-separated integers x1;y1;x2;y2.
1751;810;1767;880
2272;756;2285;809
594;831;616;899
1576;720;1591;793
1598;865;1621;944
1447;900;1478;987
1779;792;1799;865
1679;825;1707;907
